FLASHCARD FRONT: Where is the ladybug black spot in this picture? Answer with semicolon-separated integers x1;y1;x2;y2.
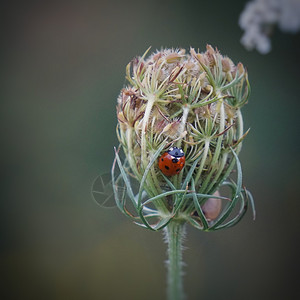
172;158;178;163
165;165;170;170
176;168;180;172
161;158;164;161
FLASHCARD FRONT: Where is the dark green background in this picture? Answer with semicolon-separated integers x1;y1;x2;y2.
2;0;300;299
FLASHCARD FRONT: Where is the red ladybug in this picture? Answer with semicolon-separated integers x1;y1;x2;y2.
158;147;185;176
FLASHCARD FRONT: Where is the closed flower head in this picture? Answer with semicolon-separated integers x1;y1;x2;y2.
113;45;255;231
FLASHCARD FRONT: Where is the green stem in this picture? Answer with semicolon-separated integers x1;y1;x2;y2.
194;139;210;186
126;127;141;180
164;221;186;300
141;95;155;166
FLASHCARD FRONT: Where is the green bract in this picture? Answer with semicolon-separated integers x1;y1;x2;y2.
113;45;255;231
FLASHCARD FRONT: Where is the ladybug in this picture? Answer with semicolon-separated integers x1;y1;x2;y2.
158;147;185;176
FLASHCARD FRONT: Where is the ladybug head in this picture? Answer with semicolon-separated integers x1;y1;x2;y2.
167;147;184;158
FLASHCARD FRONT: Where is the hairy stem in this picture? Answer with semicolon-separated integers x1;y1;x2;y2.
126;127;141;180
164;221;186;300
141;95;155;166
194;139;210;186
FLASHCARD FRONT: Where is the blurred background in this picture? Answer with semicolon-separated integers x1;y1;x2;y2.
2;0;300;299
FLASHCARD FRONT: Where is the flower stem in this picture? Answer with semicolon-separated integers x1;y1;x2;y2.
164;221;186;300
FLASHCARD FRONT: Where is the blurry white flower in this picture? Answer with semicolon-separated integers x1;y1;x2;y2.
239;0;300;54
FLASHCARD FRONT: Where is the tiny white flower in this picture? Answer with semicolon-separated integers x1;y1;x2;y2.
239;0;300;54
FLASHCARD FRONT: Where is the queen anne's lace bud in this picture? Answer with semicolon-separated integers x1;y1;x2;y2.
113;45;255;231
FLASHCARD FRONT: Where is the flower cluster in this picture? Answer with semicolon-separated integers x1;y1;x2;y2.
113;45;254;231
239;0;300;54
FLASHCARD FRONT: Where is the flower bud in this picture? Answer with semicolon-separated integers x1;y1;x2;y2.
202;191;222;221
113;45;253;231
